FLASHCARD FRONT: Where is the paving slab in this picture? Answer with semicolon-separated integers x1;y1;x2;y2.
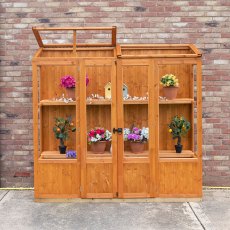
198;189;230;230
0;189;229;230
0;191;202;230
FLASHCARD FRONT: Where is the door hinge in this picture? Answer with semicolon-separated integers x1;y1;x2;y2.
116;192;118;197
115;60;117;65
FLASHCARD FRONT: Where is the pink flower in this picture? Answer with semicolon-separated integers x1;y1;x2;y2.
60;75;76;88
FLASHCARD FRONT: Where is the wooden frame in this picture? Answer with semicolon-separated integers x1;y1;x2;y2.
32;27;202;200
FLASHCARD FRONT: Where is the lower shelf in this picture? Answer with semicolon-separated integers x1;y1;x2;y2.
39;151;77;163
159;150;195;158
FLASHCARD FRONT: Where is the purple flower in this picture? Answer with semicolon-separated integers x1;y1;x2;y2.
60;75;76;88
66;150;76;158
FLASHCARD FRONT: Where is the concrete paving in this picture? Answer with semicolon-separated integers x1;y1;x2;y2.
0;189;229;230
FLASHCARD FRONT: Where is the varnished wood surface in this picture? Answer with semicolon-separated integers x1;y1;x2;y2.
32;39;202;199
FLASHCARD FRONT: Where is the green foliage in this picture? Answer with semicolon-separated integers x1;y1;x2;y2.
168;115;190;145
160;74;179;87
53;116;76;147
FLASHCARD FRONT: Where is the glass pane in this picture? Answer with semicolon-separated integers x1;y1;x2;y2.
122;65;149;157
86;65;112;156
39;65;78;159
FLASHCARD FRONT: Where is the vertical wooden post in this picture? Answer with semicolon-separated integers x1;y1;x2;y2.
32;63;39;198
79;60;87;198
111;61;118;197
73;30;76;55
196;60;203;196
149;59;159;197
112;26;117;47
116;59;124;198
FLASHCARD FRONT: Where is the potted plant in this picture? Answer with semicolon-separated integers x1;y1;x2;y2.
60;74;89;100
124;126;149;153
168;115;191;153
60;75;76;99
87;128;112;154
53;116;76;154
160;74;179;99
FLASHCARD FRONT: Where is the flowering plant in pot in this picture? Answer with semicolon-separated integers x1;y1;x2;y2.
60;75;76;99
160;74;179;100
87;128;112;154
124;126;149;153
60;74;89;100
168;115;190;153
53;116;76;154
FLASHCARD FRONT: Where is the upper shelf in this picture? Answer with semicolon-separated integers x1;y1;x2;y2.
39;98;194;106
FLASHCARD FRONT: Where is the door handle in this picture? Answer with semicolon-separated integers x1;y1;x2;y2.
113;128;123;134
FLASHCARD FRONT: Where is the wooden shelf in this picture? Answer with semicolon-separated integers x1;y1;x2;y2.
87;99;111;105
40;98;193;106
159;150;195;158
40;151;77;159
159;98;193;104
39;100;76;106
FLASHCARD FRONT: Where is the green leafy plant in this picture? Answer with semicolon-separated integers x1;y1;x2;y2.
168;115;190;146
53;116;76;147
160;74;179;87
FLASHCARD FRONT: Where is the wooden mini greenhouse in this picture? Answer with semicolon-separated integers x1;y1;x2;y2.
32;27;202;200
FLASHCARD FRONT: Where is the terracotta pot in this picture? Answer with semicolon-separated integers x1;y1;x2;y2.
175;144;183;153
66;87;75;100
163;86;178;100
130;142;145;153
59;145;67;154
91;141;107;154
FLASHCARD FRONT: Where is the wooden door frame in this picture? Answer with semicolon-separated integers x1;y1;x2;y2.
116;58;157;198
80;59;117;198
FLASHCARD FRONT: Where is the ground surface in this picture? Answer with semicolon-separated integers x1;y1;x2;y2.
0;189;229;230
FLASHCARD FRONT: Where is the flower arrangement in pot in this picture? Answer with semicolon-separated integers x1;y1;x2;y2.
60;75;76;100
60;74;89;100
87;127;112;154
53;116;76;154
168;115;191;153
124;126;149;153
160;74;179;100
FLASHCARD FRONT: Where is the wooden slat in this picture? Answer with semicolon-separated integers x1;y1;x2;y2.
159;150;195;158
86;158;112;163
149;59;158;197
189;44;202;56
116;59;124;198
79;60;87;198
43;43;114;48
32;27;44;47
111;60;118;197
112;26;117;46
32;63;39;198
38;157;78;163
123;157;149;163
35;27;115;31
73;30;76;54
41;151;67;159
159;158;198;163
159;98;193;104
39;100;76;106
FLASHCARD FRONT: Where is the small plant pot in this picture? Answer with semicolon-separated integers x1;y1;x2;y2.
163;86;178;100
130;142;145;153
59;145;67;154
66;87;75;100
91;141;107;154
175;144;183;153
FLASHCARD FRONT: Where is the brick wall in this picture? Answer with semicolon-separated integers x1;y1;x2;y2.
0;0;229;187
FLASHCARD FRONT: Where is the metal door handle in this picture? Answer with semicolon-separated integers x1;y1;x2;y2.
113;128;123;134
